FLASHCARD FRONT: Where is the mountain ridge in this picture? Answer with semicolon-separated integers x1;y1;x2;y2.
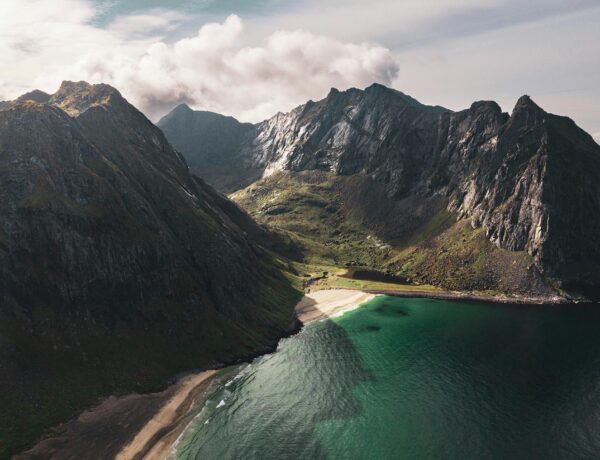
159;83;600;298
0;81;300;457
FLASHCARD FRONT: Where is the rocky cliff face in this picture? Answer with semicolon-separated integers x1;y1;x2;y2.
0;82;299;457
160;84;600;295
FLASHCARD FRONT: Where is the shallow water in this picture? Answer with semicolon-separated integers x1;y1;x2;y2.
171;296;600;459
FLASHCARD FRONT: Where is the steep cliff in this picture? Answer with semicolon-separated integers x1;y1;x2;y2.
160;84;600;297
0;82;300;457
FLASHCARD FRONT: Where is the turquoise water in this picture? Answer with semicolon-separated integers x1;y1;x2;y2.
171;296;600;459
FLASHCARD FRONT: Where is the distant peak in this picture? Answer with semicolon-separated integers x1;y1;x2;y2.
50;81;123;117
328;87;340;96
470;100;503;114
57;80;92;93
365;83;450;113
365;82;389;92
513;95;545;114
16;89;51;104
173;103;193;113
54;80;120;97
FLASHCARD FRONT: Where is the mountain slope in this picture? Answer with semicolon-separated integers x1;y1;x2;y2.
160;84;600;298
0;82;300;457
158;104;262;192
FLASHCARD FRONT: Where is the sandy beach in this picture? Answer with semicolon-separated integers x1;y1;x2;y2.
295;289;379;323
121;289;378;459
117;370;217;460
117;289;378;459
18;289;376;460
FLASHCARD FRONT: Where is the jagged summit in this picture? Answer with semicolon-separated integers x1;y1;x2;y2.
49;80;125;116
469;100;504;114
0;81;126;117
160;82;600;298
171;102;193;113
510;94;547;120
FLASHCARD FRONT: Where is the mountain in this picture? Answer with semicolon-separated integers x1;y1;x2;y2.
158;104;262;192
160;84;600;299
0;82;300;457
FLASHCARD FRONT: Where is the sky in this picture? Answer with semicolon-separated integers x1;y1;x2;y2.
1;0;599;141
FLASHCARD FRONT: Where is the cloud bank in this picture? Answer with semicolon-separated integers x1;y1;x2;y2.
75;15;399;121
0;1;399;121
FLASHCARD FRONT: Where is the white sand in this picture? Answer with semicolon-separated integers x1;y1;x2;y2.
295;289;378;324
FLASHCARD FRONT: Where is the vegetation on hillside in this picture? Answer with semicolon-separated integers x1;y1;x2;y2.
232;171;556;298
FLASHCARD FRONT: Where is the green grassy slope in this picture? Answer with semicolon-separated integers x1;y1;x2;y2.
232;171;556;298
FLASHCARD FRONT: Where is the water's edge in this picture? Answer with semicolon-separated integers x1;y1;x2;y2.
17;288;593;459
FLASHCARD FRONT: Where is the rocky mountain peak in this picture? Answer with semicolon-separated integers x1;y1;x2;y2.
16;89;51;104
510;94;547;123
159;82;600;297
469;100;503;115
172;102;193;113
49;80;124;117
513;94;542;111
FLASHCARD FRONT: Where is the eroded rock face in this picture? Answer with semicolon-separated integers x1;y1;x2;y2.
161;84;600;291
0;81;298;456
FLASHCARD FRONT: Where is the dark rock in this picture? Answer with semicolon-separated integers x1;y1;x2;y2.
0;81;299;456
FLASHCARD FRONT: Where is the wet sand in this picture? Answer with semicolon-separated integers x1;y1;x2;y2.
117;371;217;460
15;371;218;460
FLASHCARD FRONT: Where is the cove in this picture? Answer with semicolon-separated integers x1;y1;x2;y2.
170;296;600;459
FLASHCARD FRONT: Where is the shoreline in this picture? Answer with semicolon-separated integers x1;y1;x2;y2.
116;289;380;460
362;288;575;305
18;289;375;460
295;289;379;323
139;290;379;459
117;290;379;459
19;287;578;459
116;370;217;460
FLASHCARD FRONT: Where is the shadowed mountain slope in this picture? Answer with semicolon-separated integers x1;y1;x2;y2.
0;81;300;457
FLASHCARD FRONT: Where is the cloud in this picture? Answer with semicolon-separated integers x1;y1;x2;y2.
593;133;600;143
2;0;596;135
75;15;399;121
0;2;399;122
97;15;398;121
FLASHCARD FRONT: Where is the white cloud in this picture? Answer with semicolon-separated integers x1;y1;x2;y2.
0;1;399;122
83;15;399;121
2;0;596;134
